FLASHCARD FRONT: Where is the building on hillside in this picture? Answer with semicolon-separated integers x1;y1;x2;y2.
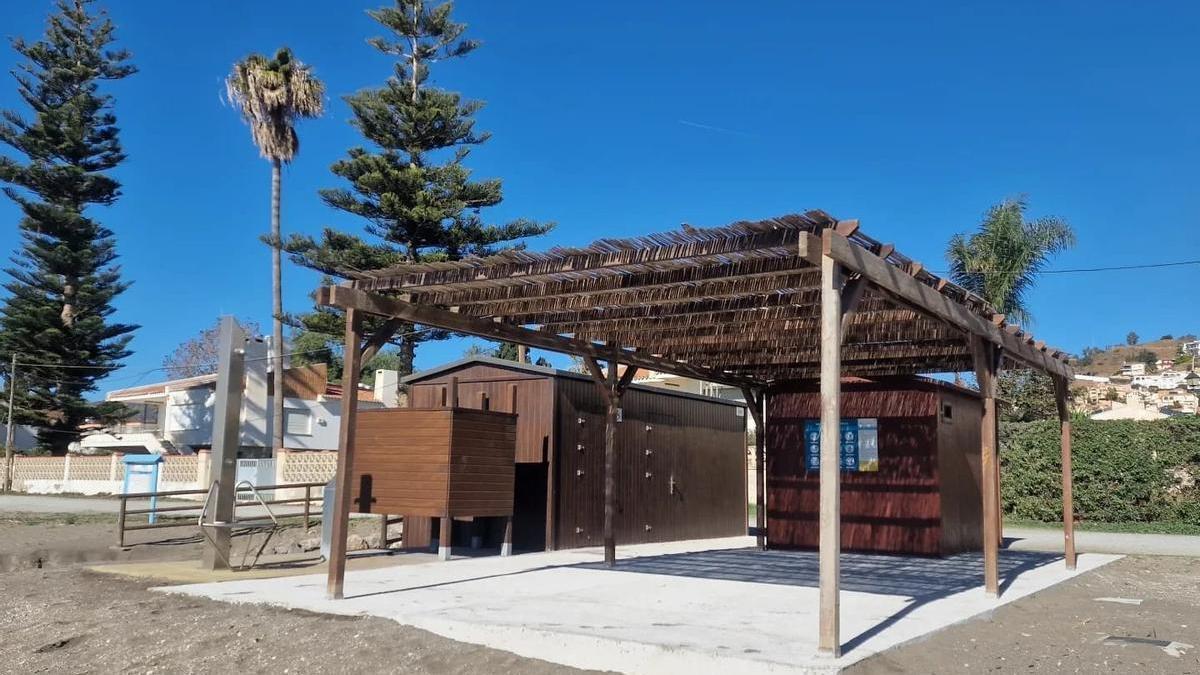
87;355;397;455
1090;402;1169;421
1160;391;1199;415
397;356;748;552
1130;371;1188;391
1120;362;1147;377
1183;341;1200;357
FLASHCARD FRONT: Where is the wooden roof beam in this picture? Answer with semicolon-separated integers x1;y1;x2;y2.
419;255;821;308
319;285;760;388
809;232;1073;379
359;220;827;293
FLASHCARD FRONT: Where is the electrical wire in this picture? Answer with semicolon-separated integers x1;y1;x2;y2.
931;258;1200;276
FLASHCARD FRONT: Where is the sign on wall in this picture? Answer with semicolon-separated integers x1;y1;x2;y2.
803;418;879;472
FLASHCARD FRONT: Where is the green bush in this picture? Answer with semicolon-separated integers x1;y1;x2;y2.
1001;417;1200;525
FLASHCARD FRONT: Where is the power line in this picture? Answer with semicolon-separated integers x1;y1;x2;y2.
933;258;1200;276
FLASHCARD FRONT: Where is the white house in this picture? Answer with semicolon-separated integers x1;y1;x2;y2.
1120;362;1147;377
87;344;398;455
1130;371;1188;391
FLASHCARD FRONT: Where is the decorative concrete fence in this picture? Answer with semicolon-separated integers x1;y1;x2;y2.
9;450;338;498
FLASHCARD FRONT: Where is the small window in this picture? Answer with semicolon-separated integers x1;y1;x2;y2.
285;408;312;436
942;404;953;421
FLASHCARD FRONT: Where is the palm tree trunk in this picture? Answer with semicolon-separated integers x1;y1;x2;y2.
271;158;285;454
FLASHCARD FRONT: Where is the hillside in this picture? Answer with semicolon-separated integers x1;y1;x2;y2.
1076;336;1195;377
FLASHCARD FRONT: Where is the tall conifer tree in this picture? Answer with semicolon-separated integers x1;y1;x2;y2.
0;0;137;454
285;0;551;374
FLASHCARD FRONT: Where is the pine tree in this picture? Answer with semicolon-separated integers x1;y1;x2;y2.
0;0;137;454
285;0;552;374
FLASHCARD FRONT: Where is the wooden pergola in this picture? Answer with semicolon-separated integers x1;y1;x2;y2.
318;211;1077;656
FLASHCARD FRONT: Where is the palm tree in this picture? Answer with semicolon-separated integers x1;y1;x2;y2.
945;197;1075;325
226;48;324;453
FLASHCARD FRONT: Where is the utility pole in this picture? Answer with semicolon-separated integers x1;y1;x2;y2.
4;354;16;493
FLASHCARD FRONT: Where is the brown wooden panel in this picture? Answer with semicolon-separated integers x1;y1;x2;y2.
554;378;747;549
350;408;517;518
408;363;553;463
766;380;980;556
936;388;984;553
448;408;517;517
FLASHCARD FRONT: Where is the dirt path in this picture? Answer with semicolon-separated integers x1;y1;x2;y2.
0;566;594;674
850;555;1200;674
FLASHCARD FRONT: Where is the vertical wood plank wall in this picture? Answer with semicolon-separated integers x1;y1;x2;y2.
409;365;554;464
935;388;984;553
404;361;748;553
554;377;747;549
767;379;984;556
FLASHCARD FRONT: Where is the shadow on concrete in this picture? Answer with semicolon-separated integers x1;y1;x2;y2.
578;547;1061;654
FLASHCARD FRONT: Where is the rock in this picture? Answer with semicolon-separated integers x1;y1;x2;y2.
297;537;321;552
365;534;382;549
346;534;366;551
272;544;293;556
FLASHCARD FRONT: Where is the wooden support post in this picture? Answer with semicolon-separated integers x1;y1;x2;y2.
438;516;452;561
449;376;459;408
379;513;389;551
501;516;514;556
817;237;843;657
326;308;364;600
603;360;618;567
1054;376;1077;570
995;415;1004;548
584;353;637;568
971;336;1000;597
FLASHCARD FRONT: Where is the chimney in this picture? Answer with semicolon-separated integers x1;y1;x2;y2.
374;370;400;408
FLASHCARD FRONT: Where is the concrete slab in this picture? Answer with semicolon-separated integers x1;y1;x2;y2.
161;536;1119;674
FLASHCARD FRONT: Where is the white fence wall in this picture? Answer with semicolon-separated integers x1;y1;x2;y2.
8;450;337;497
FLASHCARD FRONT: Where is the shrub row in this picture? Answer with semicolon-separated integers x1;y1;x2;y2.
1000;417;1200;525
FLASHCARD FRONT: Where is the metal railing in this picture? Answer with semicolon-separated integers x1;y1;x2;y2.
116;481;326;547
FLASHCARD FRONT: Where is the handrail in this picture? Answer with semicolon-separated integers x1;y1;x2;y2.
119;480;326;500
117;480;325;547
197;480;282;570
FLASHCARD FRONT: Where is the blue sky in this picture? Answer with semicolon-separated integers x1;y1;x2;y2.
1;1;1198;390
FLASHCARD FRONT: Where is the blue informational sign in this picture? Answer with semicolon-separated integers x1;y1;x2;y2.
122;454;164;524
804;418;879;472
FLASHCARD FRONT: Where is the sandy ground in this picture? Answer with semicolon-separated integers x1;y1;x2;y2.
0;566;597;675
0;511;384;573
2;511;1197;673
851;555;1200;674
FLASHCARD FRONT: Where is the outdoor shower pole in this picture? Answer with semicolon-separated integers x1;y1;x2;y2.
202;318;247;570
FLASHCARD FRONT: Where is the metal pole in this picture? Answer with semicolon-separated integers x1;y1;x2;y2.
303;484;311;531
202;317;247;570
4;354;16;493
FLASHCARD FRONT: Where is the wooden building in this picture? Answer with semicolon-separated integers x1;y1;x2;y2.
318;212;1077;657
766;377;983;556
399;357;748;552
349;407;518;558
